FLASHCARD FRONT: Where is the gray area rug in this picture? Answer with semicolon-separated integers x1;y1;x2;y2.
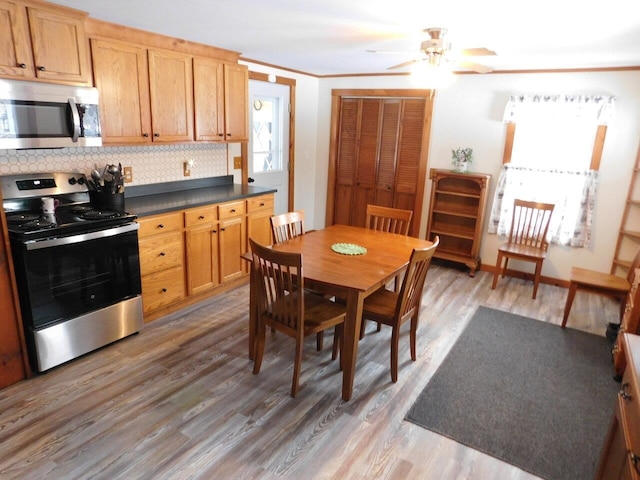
406;306;619;480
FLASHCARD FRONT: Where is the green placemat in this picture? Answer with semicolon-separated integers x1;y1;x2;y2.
331;243;367;255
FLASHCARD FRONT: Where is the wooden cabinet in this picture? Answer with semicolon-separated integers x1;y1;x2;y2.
0;0;91;84
184;205;220;295
223;63;249;142
0;212;27;387
426;169;491;276
193;58;248;142
138;212;185;318
90;38;152;144
219;200;246;283
614;269;640;377
331;97;428;237
246;194;274;248
148;48;193;143
597;333;640;480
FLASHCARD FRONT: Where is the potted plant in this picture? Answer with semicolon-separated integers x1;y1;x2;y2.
451;147;473;173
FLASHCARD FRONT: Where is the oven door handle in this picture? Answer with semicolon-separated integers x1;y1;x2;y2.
24;223;139;250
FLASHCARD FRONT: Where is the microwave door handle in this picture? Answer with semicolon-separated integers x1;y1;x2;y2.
68;98;80;142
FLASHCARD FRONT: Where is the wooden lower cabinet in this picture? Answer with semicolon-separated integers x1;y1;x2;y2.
614;269;640;378
138;212;185;318
185;205;219;295
138;194;272;320
218;200;246;283
597;333;640;480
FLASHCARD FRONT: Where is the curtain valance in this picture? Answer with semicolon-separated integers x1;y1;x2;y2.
503;94;616;125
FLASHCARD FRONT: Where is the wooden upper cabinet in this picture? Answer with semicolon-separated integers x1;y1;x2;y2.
193;56;225;141
224;63;248;142
148;48;194;143
194;58;248;142
0;0;91;84
0;0;34;78
90;38;152;145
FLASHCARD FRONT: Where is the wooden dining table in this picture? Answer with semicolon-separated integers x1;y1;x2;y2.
245;224;434;401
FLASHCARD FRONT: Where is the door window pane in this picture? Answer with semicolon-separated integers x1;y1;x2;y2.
252;97;282;173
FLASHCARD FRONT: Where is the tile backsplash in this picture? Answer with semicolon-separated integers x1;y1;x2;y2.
0;143;230;186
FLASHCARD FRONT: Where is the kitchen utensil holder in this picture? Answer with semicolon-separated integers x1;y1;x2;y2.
90;191;125;211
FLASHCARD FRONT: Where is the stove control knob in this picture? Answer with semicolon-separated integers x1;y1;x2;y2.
68;177;77;185
77;176;86;185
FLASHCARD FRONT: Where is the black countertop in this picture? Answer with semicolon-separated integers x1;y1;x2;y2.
123;176;277;218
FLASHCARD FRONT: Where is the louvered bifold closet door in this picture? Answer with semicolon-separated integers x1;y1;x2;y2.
334;98;359;226
375;100;401;208
395;99;426;212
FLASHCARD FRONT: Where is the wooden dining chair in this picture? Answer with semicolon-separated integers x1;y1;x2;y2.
249;239;346;397
360;237;439;382
562;247;640;328
361;204;414;336
365;204;413;236
270;209;329;350
491;199;555;299
270;210;305;244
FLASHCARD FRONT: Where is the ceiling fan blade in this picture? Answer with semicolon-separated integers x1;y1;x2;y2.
388;58;422;70
455;59;494;73
459;47;497;57
366;49;414;56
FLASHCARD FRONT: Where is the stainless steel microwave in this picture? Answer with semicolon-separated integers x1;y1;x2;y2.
0;79;102;150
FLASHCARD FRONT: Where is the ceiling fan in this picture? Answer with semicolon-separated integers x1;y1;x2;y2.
370;27;497;74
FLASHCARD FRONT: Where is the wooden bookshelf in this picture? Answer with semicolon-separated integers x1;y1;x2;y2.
426;169;491;276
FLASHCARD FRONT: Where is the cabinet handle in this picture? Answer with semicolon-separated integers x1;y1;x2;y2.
161;288;167;293
221;228;225;231
218;133;224;137
199;215;205;220
159;252;166;256
37;66;45;71
230;209;236;213
260;203;265;207
226;133;232;136
154;133;160;137
143;133;149;138
18;63;27;69
619;382;632;401
212;229;217;233
158;224;165;228
630;452;640;475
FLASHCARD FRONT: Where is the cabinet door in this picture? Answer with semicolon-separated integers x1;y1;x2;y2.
395;99;426;211
148;48;194;142
247;208;273;248
219;216;246;283
185;224;220;295
0;1;34;78
193;56;224;141
26;6;90;84
0;220;27;387
224;63;248;142
91;39;152;145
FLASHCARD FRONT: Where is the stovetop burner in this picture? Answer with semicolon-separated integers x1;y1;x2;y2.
70;205;95;214
6;213;41;225
20;217;57;231
82;210;118;220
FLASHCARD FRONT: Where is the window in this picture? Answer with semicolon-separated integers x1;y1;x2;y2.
251;96;283;173
488;94;615;248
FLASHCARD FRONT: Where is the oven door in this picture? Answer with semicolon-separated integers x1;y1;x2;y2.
14;223;141;330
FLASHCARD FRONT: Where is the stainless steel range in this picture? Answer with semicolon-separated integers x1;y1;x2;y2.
1;172;143;372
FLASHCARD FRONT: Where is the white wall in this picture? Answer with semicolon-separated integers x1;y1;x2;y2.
312;71;640;280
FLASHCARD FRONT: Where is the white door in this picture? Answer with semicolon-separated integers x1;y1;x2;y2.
248;80;290;215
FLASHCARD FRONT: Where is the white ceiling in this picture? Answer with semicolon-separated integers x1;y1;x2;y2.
52;0;640;76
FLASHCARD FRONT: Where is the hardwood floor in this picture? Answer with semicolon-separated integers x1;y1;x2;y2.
0;264;620;479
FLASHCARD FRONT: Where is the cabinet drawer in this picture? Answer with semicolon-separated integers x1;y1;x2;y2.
141;265;185;314
139;232;183;276
246;194;274;213
218;200;245;219
184;206;218;227
138;212;183;237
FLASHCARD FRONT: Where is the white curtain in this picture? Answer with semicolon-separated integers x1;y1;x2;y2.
488;94;614;248
488;164;598;247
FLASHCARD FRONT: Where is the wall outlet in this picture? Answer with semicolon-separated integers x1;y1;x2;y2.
233;156;242;169
183;161;191;176
123;166;133;183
